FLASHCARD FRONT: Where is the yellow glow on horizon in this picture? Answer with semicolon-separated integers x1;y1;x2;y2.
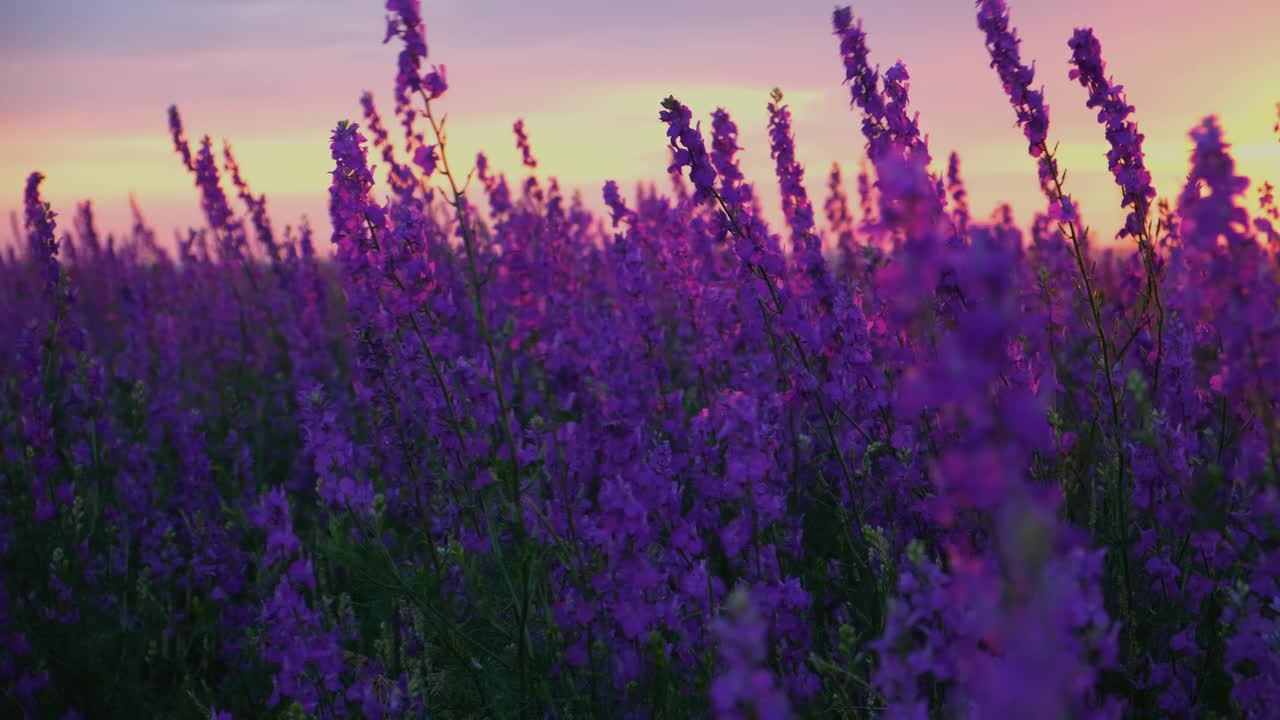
2;50;1276;252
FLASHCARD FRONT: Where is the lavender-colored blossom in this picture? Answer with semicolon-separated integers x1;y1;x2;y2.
422;64;448;99
976;1;1050;158
168;105;194;172
1177;116;1250;251
5;4;1280;718
223;141;278;264
514;118;538;169
412;144;437;176
832;9;885;142
1068;28;1156;238
833;9;927;162
710;108;752;206
767;89;816;246
947;151;971;237
23;172;60;295
384;0;428;100
710;591;793;720
602;180;630;227
659;96;717;202
193;137;236;235
328;120;382;254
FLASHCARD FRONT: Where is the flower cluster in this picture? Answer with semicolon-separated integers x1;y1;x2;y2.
2;2;1277;719
660;95;718;202
1068;28;1156;237
976;0;1049;157
513;118;537;169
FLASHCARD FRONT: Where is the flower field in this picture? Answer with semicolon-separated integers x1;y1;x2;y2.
2;1;1279;717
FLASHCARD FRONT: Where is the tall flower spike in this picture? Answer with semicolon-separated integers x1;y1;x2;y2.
1178;116;1250;252
947;151;971;237
1068;28;1156;238
514;119;538;169
23;172;61;296
74;200;101;257
975;1;1077;217
833;8;885;135
976;1;1049;159
194;137;235;237
328;120;384;270
710;108;751;206
602;180;630;228
168;105;194;172
384;0;428;102
833;9;926;162
360;92;391;150
659;96;717;202
825;164;847;220
767;88;817;245
880;61;927;161
224;141;277;263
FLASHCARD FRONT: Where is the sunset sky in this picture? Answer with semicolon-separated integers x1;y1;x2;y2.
2;0;1278;249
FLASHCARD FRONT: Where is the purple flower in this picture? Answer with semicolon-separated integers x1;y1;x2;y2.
710;590;793;720
23;172;61;296
328;120;383;267
947;151;971;236
422;64;448;99
250;487;300;567
832;8;885;136
710;108;752;206
1177;116;1250;251
833;9;928;162
514;118;538;169
412;144;437;176
659;96;717;202
767;89;816;246
193;137;238;243
223;141;277;263
976;1;1050;158
1068;28;1156;238
167;105;194;172
384;0;428;101
602;180;630;227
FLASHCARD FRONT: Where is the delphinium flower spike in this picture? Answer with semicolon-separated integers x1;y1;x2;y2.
223;141;279;265
514;119;538;169
360;91;419;203
7;2;1280;717
327;119;385;299
602;180;631;228
710;108;752;207
974;0;1070;212
1066;26;1165;397
660;96;718;203
976;1;1049;156
767;88;817;249
1068;28;1156;240
946;151;970;239
384;0;428;100
24;173;61;297
659;93;870;550
824;162;859;273
832;8;928;163
168;105;194;172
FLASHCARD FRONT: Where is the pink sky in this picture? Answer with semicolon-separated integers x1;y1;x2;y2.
2;0;1277;249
